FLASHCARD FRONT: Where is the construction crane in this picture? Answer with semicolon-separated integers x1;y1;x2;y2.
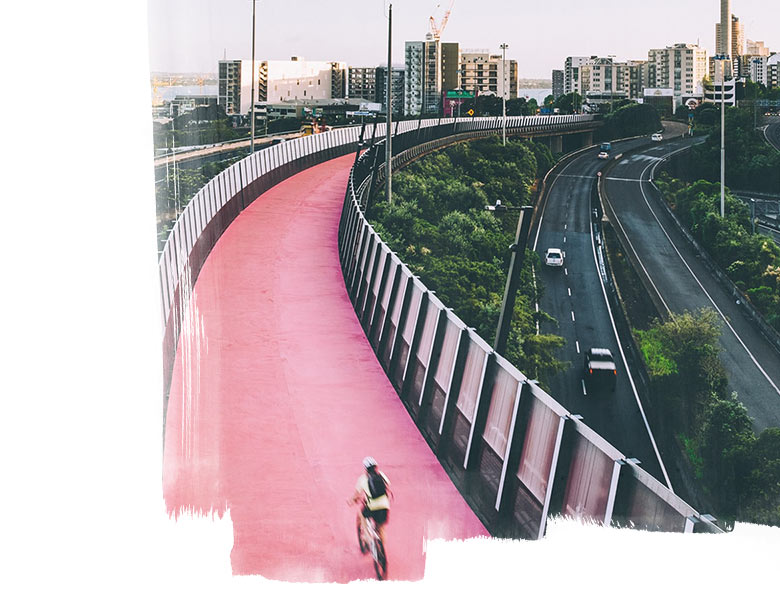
428;0;454;40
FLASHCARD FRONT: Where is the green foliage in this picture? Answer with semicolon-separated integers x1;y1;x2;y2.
657;175;780;329
368;136;567;383
553;92;582;115
598;102;661;140
636;308;780;526
683;105;780;192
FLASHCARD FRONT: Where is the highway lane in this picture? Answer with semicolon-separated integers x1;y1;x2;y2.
603;140;780;431
530;134;671;485
763;117;780;152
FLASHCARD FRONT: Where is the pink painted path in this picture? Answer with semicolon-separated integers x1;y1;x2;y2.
163;153;488;582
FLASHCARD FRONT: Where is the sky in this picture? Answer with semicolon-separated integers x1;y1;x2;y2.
147;0;779;79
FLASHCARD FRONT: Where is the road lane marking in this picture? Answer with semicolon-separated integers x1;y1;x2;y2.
576;340;580;353
588;192;673;491
641;156;780;398
605;176;645;182
563;236;566;243
568;288;571;296
571;311;576;322
564;268;568;275
582;380;587;395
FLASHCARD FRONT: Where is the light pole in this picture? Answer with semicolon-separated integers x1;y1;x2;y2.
250;0;257;155
485;201;533;356
715;54;727;218
500;43;508;146
385;3;393;205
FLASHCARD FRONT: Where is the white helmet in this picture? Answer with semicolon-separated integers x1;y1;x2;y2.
362;456;377;470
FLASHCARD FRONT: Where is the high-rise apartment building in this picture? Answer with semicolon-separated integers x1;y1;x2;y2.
404;34;460;116
564;56;593;96
460;51;518;98
347;67;377;101
218;57;347;115
552;70;564;99
647;43;707;97
375;66;405;114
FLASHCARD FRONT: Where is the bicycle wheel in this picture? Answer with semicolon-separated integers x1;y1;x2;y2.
357;520;368;554
373;538;387;580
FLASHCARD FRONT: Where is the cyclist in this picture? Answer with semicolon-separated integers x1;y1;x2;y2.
350;456;391;548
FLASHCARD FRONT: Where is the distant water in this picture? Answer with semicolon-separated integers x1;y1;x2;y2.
156;85;218;102
518;88;552;104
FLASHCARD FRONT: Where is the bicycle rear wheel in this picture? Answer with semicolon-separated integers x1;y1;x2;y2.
357;520;367;554
373;538;387;580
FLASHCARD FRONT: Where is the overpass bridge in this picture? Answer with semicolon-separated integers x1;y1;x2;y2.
159;115;719;581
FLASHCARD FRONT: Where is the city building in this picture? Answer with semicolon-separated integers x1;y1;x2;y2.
551;69;564;100
375;66;405;114
746;40;770;57
347;67;377;102
460;50;518;98
218;57;347;116
404;34;460;116
563;56;593;96
715;0;731;57
647;43;708;105
704;56;736;106
169;94;218;118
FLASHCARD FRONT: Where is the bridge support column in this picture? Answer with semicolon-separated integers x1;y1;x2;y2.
550;135;563;154
582;131;593;147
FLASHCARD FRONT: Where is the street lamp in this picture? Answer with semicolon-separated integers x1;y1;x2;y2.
500;43;509;146
250;0;257;155
714;54;728;219
484;200;533;356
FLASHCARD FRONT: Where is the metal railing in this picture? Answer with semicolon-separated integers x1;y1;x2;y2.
337;120;722;538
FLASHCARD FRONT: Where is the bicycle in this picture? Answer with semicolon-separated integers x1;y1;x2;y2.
357;512;387;580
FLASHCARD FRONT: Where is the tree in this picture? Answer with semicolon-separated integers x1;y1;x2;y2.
553;92;582;114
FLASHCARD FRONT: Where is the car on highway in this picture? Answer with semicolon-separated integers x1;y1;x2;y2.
584;348;617;392
651;132;663;142
545;248;564;267
599;142;612;152
597;151;609;160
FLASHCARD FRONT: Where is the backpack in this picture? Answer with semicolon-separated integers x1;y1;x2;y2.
367;472;387;499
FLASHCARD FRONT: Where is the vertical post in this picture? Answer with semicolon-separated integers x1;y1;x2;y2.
720;56;726;219
501;43;508;146
494;206;533;356
386;4;393;205
250;0;257;155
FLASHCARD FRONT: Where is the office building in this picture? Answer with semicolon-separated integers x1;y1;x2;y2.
716;0;731;56
746;40;770;57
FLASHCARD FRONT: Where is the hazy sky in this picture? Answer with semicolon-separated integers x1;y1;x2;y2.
147;0;779;79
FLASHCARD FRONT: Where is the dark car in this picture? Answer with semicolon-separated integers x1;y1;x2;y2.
584;347;617;392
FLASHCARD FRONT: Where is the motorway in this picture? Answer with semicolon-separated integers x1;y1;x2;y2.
763;116;780;151
530;132;678;486
603;138;780;432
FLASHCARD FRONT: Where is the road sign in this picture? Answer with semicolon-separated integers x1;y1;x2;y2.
467;109;474;116
447;90;475;99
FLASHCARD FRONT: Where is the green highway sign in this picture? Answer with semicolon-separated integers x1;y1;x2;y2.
446;90;475;99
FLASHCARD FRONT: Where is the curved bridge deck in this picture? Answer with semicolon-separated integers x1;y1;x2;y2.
162;153;487;582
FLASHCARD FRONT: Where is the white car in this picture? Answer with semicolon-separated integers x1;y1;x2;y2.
651;132;663;142
545;248;564;267
597;151;609;160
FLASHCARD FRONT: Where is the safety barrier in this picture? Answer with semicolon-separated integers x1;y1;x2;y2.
337;126;722;538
